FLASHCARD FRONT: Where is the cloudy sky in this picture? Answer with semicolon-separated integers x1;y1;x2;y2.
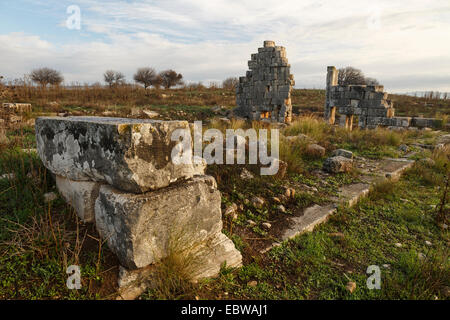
1;0;449;92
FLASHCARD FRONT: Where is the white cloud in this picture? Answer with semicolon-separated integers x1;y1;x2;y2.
1;0;450;92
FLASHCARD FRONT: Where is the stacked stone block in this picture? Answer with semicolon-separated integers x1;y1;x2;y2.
235;41;295;123
324;67;442;130
35;116;242;294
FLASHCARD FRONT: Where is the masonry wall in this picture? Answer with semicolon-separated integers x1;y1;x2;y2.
235;41;295;123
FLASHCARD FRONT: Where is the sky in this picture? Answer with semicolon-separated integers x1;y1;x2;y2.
0;0;450;93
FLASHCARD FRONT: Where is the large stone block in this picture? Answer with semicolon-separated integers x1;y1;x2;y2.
36;117;205;193
56;175;101;222
94;175;241;270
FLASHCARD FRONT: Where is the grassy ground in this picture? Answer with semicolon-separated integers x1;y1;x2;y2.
0;92;448;299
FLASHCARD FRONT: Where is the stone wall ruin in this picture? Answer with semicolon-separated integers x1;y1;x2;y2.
234;41;295;123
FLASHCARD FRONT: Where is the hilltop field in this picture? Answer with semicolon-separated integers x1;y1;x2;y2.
0;86;448;300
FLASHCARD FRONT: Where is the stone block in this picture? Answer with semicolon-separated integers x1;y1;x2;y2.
56;175;101;222
323;156;353;173
94;175;241;270
36;116;206;193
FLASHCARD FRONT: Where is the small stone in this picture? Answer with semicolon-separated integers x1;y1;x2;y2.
307;144;326;158
224;203;238;217
418;252;426;260
331;149;353;159
44;192;58;203
251;196;265;208
382;264;390;269
247;281;258;287
277;205;286;213
272;197;281;203
262;222;272;230
0;173;15;180
346;281;356;294
394;243;402;248
425;240;432;246
283;187;295;199
142;110;159;118
398;144;409;152
247;220;256;227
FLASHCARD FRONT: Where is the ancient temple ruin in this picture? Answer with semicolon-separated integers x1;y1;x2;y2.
325;66;442;130
234;41;295;123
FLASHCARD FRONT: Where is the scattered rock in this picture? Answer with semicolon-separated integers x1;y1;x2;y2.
247;281;258;288
224;203;238;220
307;144;326;158
346;281;356;294
44;192;58;203
418;252;426;260
277;205;286;213
283;187;296;199
420;158;435;166
262;222;272;230
394;242;402;248
272;197;281;203
329;232;345;239
251;196;265;208
211;106;223;114
331;149;353;159
0;173;15;180
247;220;256;227
436;134;450;145
323;156;353;173
240;168;254;180
425;240;432;246
382;264;390;269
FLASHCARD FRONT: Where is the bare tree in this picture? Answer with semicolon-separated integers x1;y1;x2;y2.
338;66;366;85
30;67;64;87
133;67;158;89
222;77;239;90
104;70;126;88
159;70;183;89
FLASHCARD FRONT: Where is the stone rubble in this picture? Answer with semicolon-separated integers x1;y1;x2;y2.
234;41;295;124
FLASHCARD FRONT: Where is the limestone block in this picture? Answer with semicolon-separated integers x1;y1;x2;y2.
331;149;353;159
36;116;205;193
94;175;241;270
323;156;353;173
56;175;101;222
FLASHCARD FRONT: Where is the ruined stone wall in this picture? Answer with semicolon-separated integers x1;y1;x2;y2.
324;67;442;130
235;41;295;123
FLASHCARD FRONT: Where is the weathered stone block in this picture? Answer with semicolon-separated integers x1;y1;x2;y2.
323;156;353;173
56;175;101;222
36;116;206;193
94;175;241;270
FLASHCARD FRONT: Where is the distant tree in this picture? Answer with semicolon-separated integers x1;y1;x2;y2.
104;70;126;88
30;67;64;87
159;70;183;89
133;67;159;89
365;77;380;86
338;67;366;85
222;77;239;90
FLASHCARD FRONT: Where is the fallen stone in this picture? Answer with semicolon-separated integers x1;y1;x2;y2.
36;116;205;193
436;134;450;145
398;144;409;152
331;149;353;159
247;220;257;227
0;173;15;180
262;222;272;230
95;175;241;270
56;175;101;222
142;110;159;119
240;168;254;180
323;156;353;173
277;205;286;213
247;281;258;287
